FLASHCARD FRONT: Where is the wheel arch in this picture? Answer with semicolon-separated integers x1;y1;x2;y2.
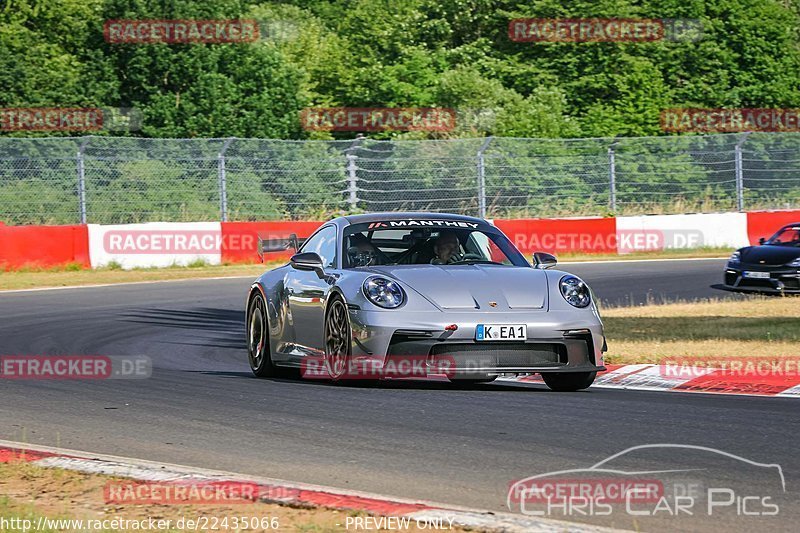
324;283;352;317
246;282;267;320
247;283;277;346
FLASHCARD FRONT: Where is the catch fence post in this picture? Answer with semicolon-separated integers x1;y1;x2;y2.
735;132;752;212
476;136;494;218
345;134;364;212
608;141;618;212
218;137;235;221
346;154;358;211
77;137;91;224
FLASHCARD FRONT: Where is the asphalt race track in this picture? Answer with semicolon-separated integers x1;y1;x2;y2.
0;258;796;532
565;257;744;306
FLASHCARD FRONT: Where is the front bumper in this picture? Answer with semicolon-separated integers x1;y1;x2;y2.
724;265;800;293
348;309;606;376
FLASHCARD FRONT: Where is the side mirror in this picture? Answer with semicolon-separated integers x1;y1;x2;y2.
290;252;324;273
533;252;558;270
759;237;766;245
257;233;299;263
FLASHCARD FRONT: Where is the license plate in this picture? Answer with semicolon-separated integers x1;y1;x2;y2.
476;324;526;341
743;271;770;279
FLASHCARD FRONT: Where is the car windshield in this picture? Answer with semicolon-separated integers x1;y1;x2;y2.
342;223;528;268
767;226;800;247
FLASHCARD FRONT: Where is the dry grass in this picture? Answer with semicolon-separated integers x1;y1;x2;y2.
602;297;800;364
558;246;731;262
0;263;280;291
0;461;464;533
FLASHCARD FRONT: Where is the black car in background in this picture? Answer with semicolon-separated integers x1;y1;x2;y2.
724;223;800;293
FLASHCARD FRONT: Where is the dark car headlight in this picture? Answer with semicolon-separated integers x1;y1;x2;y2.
560;276;591;308
728;251;741;265
787;257;800;268
363;277;405;308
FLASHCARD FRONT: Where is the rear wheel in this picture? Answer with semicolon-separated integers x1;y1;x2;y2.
248;292;293;378
542;371;596;392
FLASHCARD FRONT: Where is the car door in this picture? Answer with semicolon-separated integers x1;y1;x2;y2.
285;225;338;354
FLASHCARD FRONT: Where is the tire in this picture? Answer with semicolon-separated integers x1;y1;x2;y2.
542;371;596;392
323;295;352;381
247;292;289;378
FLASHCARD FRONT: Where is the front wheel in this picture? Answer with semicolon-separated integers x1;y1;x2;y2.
541;371;596;392
324;296;352;380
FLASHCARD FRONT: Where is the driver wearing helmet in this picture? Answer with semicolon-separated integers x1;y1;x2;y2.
347;233;380;267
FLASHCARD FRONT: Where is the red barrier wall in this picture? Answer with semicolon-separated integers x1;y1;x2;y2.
493;218;617;255
220;221;322;263
746;211;800;245
3;212;796;271
0;225;90;269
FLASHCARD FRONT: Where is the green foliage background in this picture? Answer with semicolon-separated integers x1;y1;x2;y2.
1;0;798;139
0;0;799;223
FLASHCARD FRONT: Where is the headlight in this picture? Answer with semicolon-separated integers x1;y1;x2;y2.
363;277;405;308
560;276;591;308
728;251;741;264
787;257;800;268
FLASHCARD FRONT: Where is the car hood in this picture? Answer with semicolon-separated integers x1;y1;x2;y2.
739;245;800;266
363;265;547;310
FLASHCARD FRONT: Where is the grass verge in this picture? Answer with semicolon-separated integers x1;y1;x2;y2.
603;296;800;364
0;461;464;533
0;263;280;291
558;246;732;262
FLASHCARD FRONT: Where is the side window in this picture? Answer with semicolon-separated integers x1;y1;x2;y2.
301;226;337;268
465;232;485;256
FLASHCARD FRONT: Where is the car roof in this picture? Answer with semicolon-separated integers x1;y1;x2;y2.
336;212;488;226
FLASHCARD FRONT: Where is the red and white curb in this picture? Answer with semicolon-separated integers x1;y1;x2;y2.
0;440;625;533
500;364;800;398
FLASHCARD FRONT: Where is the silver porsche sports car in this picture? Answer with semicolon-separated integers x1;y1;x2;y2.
246;213;606;391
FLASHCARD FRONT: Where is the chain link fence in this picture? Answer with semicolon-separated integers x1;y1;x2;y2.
1;133;798;225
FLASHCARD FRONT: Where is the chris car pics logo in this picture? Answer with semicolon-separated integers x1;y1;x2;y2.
508;444;785;518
